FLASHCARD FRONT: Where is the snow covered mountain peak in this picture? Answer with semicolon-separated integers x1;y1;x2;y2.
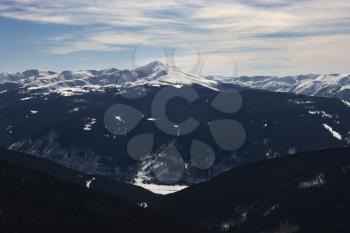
129;61;218;89
134;61;168;74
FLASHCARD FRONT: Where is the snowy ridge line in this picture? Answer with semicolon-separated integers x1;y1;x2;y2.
2;61;350;99
209;73;350;100
0;61;218;96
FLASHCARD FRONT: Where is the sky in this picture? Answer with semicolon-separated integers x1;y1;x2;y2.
0;0;350;76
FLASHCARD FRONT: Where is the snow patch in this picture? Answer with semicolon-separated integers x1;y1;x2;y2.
138;202;149;208
57;87;90;96
299;173;326;189
83;118;97;131
20;97;33;101
323;124;342;140
132;165;187;195
86;177;95;188
132;181;188;195
342;100;350;107
6;125;13;134
68;107;80;113
308;110;333;118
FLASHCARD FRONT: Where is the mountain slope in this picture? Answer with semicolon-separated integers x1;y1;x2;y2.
155;146;350;233
1;79;350;189
0;151;204;233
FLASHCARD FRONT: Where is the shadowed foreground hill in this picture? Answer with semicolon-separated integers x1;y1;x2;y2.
2;145;350;233
0;147;157;204
156;147;350;233
0;150;204;233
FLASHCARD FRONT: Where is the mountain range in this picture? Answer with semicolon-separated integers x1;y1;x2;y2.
0;61;217;96
1;61;350;101
1;61;350;193
209;73;350;101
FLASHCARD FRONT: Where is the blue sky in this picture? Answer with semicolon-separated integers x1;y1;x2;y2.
0;0;350;76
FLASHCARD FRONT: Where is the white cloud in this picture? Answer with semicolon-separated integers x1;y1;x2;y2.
0;0;350;75
49;41;124;54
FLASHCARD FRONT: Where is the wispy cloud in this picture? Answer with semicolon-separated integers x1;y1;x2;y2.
0;0;349;75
